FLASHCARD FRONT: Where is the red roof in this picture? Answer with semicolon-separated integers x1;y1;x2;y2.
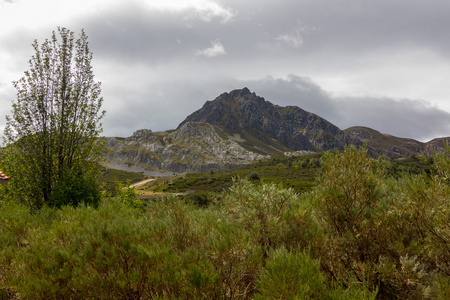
0;171;10;181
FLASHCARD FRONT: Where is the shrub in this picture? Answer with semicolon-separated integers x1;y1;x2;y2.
255;247;326;299
308;146;450;298
255;247;377;300
249;172;260;180
219;178;298;259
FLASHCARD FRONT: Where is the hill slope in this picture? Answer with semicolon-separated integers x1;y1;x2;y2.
345;126;450;158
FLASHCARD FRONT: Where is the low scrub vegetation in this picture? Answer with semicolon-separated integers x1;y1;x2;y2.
1;147;449;299
149;154;322;196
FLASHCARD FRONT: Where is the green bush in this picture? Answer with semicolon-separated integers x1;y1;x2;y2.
249;172;260;180
255;247;326;299
305;146;450;298
113;181;141;209
219;178;298;259
256;247;377;300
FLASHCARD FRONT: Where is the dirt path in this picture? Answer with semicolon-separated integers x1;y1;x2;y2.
130;178;156;188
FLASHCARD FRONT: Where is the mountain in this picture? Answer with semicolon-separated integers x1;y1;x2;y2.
103;88;449;174
179;87;360;153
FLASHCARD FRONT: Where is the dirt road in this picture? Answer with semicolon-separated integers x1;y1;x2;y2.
130;178;156;188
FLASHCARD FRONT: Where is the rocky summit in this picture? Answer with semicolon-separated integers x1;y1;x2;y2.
103;88;449;174
179;87;359;153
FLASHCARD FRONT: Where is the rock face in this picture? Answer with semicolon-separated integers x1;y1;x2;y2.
104;88;450;173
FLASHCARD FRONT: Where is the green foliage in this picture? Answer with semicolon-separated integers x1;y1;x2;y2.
249;171;260;180
433;273;450;299
307;146;450;298
392;160;450;278
48;168;101;208
2;27;104;209
314;146;387;236
255;247;326;299
98;165;148;193
386;155;434;178
219;178;297;258
255;247;376;300
114;181;142;209
2;148;450;299
181;191;215;207
309;146;389;294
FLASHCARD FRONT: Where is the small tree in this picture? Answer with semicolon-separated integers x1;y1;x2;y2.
2;27;105;209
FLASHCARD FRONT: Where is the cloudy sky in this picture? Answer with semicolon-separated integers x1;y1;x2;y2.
1;0;450;142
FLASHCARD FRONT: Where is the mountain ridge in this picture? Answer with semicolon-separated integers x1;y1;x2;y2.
103;88;449;174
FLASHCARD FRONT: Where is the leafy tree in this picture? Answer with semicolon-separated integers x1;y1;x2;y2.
2;27;105;209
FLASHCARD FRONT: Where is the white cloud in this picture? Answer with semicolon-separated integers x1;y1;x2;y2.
144;0;234;22
196;39;227;58
276;32;303;48
0;0;117;35
275;21;315;49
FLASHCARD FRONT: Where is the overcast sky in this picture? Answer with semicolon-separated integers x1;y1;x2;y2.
1;0;450;142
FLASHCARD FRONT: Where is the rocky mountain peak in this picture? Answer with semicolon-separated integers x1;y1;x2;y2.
228;87;258;102
179;88;351;153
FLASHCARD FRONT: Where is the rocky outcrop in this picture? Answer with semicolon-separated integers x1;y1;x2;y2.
104;122;268;174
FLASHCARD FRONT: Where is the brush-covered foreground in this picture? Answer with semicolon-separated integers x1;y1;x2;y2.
1;147;449;299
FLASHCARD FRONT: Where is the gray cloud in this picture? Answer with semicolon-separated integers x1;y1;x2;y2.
2;0;450;143
334;96;450;141
73;3;239;65
244;0;450;54
50;0;450;73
